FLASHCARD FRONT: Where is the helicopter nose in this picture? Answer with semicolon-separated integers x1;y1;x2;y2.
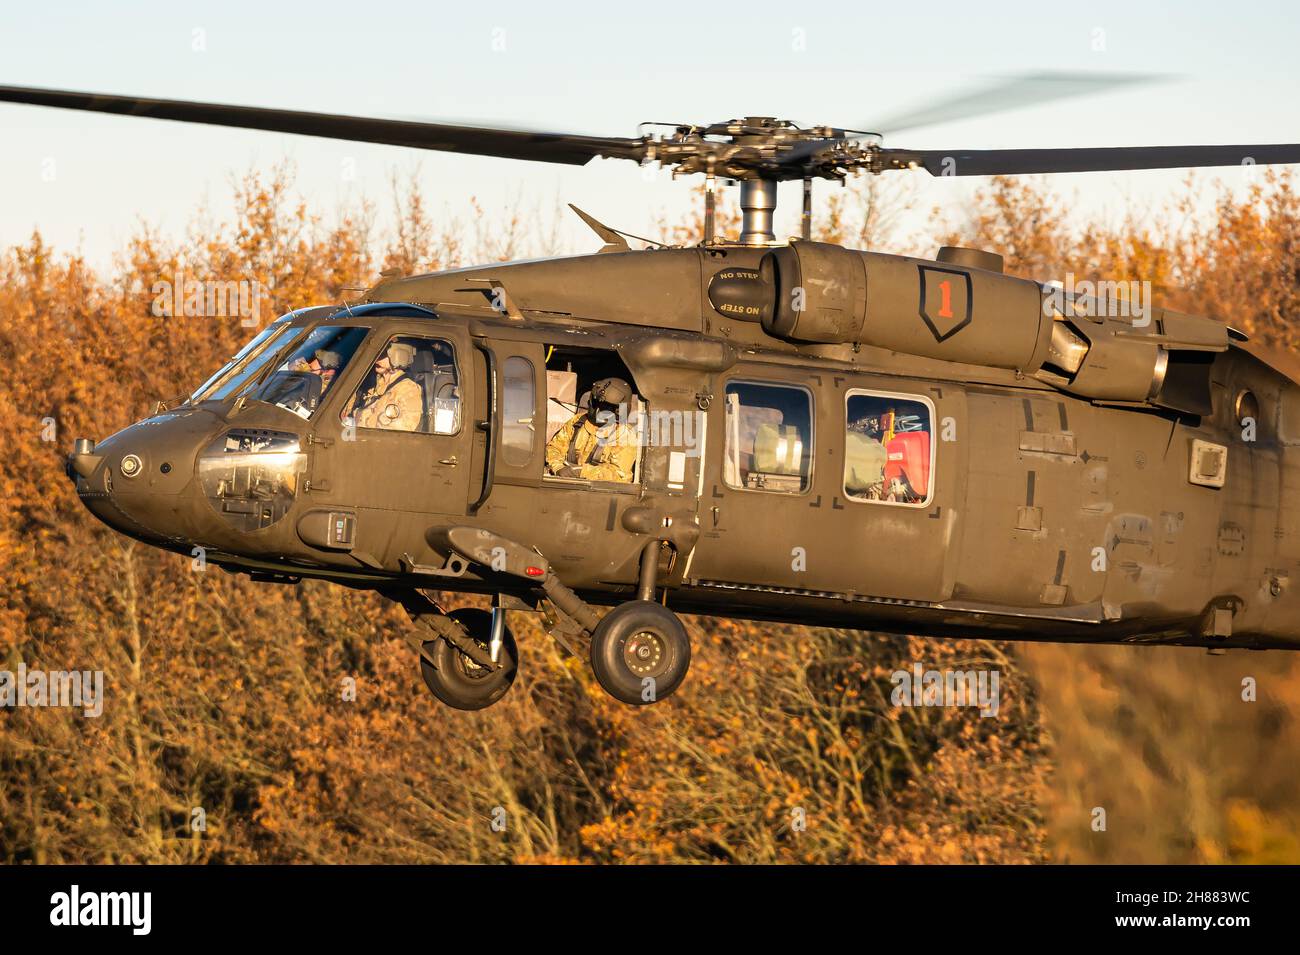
68;414;213;548
69;445;169;546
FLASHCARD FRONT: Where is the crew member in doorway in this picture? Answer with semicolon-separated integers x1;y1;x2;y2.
545;377;638;482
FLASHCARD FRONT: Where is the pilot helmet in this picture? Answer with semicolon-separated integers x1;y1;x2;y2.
317;349;341;370
386;341;416;369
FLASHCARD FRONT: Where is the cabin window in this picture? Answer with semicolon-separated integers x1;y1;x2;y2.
843;389;934;506
342;335;461;435
722;381;813;493
501;356;536;467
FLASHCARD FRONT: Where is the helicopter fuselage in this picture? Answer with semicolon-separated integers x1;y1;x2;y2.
69;243;1300;651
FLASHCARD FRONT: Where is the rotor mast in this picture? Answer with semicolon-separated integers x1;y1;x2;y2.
735;176;813;245
738;179;780;245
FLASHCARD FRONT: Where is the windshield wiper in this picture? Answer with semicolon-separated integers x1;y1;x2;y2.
234;329;311;402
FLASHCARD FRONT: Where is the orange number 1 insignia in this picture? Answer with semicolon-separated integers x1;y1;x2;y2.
937;279;953;319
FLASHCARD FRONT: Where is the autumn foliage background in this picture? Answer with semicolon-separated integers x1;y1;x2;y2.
3;167;1300;863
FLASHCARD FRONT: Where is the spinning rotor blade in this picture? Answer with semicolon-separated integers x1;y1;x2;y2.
864;71;1166;136
5;81;1298;186
882;143;1300;176
0;85;646;166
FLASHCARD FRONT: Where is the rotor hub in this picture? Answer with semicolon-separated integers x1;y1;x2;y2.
639;117;876;182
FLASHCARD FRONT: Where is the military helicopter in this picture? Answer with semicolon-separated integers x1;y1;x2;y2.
4;76;1300;711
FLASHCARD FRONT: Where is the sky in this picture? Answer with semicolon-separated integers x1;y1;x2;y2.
2;0;1300;271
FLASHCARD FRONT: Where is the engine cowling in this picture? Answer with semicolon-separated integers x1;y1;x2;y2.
752;241;1231;413
757;241;1051;372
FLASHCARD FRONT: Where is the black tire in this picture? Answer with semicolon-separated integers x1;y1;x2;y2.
419;608;518;710
589;600;691;705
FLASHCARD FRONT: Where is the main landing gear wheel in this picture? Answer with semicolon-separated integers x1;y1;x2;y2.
589;600;691;705
420;608;518;710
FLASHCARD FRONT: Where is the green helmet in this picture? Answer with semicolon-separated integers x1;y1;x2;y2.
589;377;632;408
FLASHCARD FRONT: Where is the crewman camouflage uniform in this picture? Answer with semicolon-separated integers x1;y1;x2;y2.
545;377;638;482
355;342;424;432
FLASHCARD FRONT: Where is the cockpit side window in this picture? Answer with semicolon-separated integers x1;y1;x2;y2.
342;335;462;435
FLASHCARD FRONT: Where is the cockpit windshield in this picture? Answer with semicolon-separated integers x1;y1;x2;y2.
235;325;370;419
187;322;301;405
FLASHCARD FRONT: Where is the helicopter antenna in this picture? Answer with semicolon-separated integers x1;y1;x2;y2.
611;227;669;250
801;177;813;241
703;170;717;245
566;203;667;251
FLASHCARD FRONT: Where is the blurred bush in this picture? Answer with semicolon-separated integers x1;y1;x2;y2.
1;166;1297;863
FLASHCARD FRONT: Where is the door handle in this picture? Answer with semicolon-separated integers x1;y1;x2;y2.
439;456;458;466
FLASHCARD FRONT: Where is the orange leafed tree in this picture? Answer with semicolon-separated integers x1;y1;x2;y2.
2;166;1298;863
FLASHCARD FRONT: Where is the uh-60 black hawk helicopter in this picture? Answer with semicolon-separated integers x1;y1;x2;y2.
5;76;1300;710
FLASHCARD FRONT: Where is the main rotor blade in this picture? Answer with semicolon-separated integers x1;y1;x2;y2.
884;143;1300;176
0;85;646;166
865;71;1165;136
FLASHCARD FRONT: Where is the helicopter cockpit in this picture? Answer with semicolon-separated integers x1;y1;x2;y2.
65;306;473;546
187;318;370;420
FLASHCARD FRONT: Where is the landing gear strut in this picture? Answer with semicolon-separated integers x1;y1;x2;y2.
588;540;691;705
419;607;518;710
396;529;694;708
389;590;519;710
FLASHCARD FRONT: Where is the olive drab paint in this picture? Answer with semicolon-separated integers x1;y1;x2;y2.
65;240;1300;655
11;80;1300;709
